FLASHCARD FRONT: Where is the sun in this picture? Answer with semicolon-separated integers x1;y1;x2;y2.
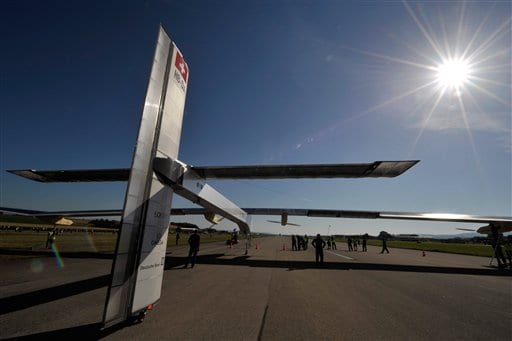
436;58;471;89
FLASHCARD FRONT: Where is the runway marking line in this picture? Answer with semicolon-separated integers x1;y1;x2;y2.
326;250;355;260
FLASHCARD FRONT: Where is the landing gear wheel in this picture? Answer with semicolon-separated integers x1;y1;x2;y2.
130;310;147;324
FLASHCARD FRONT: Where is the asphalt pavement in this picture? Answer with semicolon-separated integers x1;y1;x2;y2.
1;236;511;340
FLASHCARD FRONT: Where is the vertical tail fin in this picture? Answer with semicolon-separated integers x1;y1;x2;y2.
102;26;189;328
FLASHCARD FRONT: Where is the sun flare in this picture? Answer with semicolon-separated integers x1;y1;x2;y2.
436;59;471;89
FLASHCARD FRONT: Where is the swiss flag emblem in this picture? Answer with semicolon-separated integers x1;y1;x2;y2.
175;50;188;84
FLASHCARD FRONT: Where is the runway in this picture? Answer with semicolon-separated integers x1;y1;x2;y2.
1;236;510;340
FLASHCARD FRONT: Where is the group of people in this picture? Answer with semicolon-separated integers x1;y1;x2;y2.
310;234;373;265
291;235;341;251
490;225;512;269
182;227;512;271
295;233;386;265
346;235;369;252
291;234;309;251
503;237;512;268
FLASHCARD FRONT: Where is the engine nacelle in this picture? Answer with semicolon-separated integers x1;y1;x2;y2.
204;211;221;225
281;213;288;226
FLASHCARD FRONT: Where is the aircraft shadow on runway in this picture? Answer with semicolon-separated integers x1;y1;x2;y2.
164;253;511;278
2;253;509;318
5;322;126;341
0;275;110;316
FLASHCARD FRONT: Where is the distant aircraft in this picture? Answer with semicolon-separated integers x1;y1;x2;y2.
3;26;511;328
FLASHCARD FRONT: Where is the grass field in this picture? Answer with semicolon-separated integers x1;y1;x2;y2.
0;231;118;254
0;230;236;257
365;240;494;257
1;230;496;259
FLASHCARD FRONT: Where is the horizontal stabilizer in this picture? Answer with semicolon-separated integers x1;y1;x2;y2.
7;160;419;183
7;169;129;182
0;206;123;217
191;160;419;179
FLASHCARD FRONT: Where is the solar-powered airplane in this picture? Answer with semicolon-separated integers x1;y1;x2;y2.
3;26;512;328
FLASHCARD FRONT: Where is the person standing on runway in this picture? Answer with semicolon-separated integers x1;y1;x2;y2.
362;233;368;252
297;235;304;250
379;231;390;254
490;224;507;268
331;236;337;250
292;235;297;251
184;229;200;268
311;234;326;265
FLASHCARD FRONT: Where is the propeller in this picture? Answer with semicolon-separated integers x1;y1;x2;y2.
267;212;301;226
456;228;476;232
267;220;301;227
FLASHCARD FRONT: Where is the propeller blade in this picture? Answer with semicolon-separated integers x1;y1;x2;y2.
266;220;300;227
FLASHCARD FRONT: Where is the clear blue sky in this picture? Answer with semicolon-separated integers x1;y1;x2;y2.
1;1;510;236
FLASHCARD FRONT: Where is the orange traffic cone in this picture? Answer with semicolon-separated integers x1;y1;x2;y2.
255;242;259;250
282;243;286;251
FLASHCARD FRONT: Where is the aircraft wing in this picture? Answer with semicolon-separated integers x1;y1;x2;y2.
7;160;419;182
214;208;512;224
3;206;511;233
169;207;512;233
4;206;510;226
